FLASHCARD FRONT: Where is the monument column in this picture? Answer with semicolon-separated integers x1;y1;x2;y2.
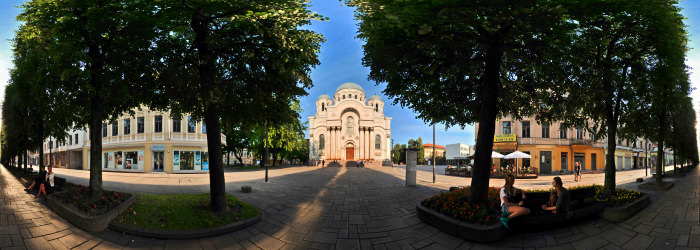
359;127;363;160
365;128;370;160
369;128;374;160
335;127;339;160
330;127;335;160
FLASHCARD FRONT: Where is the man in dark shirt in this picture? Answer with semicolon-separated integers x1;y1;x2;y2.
542;177;569;214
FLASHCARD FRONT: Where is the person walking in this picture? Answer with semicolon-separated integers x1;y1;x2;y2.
574;161;580;182
322;159;325;168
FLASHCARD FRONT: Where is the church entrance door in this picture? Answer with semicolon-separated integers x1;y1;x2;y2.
346;147;354;161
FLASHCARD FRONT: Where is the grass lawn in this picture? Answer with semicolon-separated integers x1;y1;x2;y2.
114;193;258;230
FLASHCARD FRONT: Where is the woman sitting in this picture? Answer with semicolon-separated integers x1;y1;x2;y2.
500;174;530;229
541;177;570;215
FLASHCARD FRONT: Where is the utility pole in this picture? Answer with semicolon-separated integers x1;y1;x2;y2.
432;123;436;183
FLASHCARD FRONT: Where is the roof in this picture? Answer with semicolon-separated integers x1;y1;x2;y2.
336;82;364;93
423;143;446;149
369;94;382;101
317;94;331;100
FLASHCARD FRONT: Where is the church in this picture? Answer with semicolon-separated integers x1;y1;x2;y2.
308;83;392;165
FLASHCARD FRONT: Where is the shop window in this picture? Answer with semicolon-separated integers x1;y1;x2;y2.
154;115;163;132
180;151;194;170
114;151;123;168
173;117;181;132
112;122;118;136
174;151;180;169
102;123;108;137
137;117;144;133
542;123;550;138
522;151;530;168
522;121;530;138
375;135;381;149
202;152;209;170
319;134;325;150
188;116;196;133
103;152;111;168
125;151;138;169
503;121;511;134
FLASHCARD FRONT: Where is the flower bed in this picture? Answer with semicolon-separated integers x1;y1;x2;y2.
421;187;501;225
592;186;642;207
52;183;131;215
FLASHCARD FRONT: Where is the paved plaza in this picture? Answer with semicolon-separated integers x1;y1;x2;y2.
0;164;697;249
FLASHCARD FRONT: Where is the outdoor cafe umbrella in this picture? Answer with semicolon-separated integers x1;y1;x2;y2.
491;151;505;158
503;151;532;175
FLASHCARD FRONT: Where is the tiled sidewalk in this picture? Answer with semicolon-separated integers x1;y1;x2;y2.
2;164;698;249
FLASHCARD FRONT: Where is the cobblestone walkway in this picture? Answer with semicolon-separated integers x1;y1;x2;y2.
2;164;698;249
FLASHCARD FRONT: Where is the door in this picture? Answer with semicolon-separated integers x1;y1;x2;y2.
617;156;623;170
561;152;568;170
346;147;354;161
540;151;552;174
153;151;164;172
591;154;597;170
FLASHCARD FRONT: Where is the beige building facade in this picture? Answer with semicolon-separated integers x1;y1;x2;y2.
308;83;392;163
43;106;225;173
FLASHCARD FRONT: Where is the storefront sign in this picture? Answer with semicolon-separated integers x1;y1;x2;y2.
494;134;516;142
151;144;165;151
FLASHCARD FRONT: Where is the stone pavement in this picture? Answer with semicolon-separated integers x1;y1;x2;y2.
1;164;698;249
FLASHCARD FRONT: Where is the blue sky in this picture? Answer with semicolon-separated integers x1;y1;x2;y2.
0;0;698;147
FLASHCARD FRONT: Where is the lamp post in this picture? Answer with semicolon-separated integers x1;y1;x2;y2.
432;123;436;183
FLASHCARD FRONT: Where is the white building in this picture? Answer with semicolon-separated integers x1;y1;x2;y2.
446;143;473;160
308;83;392;164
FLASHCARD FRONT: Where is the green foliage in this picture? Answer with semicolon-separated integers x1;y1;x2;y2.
421;186;501;225
114;193;258;230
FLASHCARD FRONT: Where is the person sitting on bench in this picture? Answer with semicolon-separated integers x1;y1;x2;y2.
37;165;55;199
541;177;570;215
500;174;530;229
24;166;47;192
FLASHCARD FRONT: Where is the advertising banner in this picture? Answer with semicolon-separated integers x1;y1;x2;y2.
138;151;144;169
173;151;180;165
108;152;114;169
195;151;201;170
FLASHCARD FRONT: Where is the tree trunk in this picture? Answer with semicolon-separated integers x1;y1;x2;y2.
604;127;617;196
88;95;104;201
656;108;666;185
470;37;504;204
235;151;243;166
272;152;278;167
192;10;227;212
226;151;230;166
24;150;28;171
39;119;44;169
264;125;269;182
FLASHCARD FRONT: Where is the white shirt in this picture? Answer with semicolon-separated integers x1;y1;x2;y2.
500;186;518;207
45;172;54;187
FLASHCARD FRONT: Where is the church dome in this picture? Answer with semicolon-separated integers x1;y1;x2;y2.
317;94;331;100
335;82;364;93
369;94;382;101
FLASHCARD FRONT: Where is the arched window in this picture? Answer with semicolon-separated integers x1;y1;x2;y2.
355;95;357;99
343;95;345;99
347;117;354;134
375;104;379;112
319;134;325;150
321;103;325;111
375;135;381;149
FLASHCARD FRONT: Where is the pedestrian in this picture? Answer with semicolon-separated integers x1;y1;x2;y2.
576;162;582;182
574;161;580;182
322;159;325;168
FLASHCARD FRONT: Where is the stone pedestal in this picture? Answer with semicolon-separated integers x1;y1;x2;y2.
406;149;417;187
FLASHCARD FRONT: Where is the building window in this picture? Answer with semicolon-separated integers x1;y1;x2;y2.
347;117;354;134
321;103;325;111
576;126;584;140
375;104;378;112
522;151;531;167
154;115;163;133
173;117;181;132
319;134;325;150
112;122;118;136
503;121;511;134
202;120;206;133
522;121;530;138
542;123;550;138
69;136;72;145
124;118;131;135
559;127;567;139
188;116;196;133
375;135;381;149
75;134;78;144
102;123;108;137
343;95;345;99
137;117;144;134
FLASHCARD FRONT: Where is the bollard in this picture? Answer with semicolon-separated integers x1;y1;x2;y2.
406;149;417;187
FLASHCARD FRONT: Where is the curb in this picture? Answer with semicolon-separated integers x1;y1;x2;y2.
600;194;650;222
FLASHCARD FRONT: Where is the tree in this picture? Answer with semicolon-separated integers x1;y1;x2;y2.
222;125;253;166
18;0;160;201
417;137;424;164
151;0;324;212
391;143;402;163
347;0;573;203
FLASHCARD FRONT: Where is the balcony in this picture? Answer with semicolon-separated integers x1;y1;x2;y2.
570;139;594;146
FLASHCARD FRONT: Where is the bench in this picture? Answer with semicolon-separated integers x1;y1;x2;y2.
503;187;604;228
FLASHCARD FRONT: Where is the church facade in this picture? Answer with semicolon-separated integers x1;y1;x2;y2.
308;83;392;163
